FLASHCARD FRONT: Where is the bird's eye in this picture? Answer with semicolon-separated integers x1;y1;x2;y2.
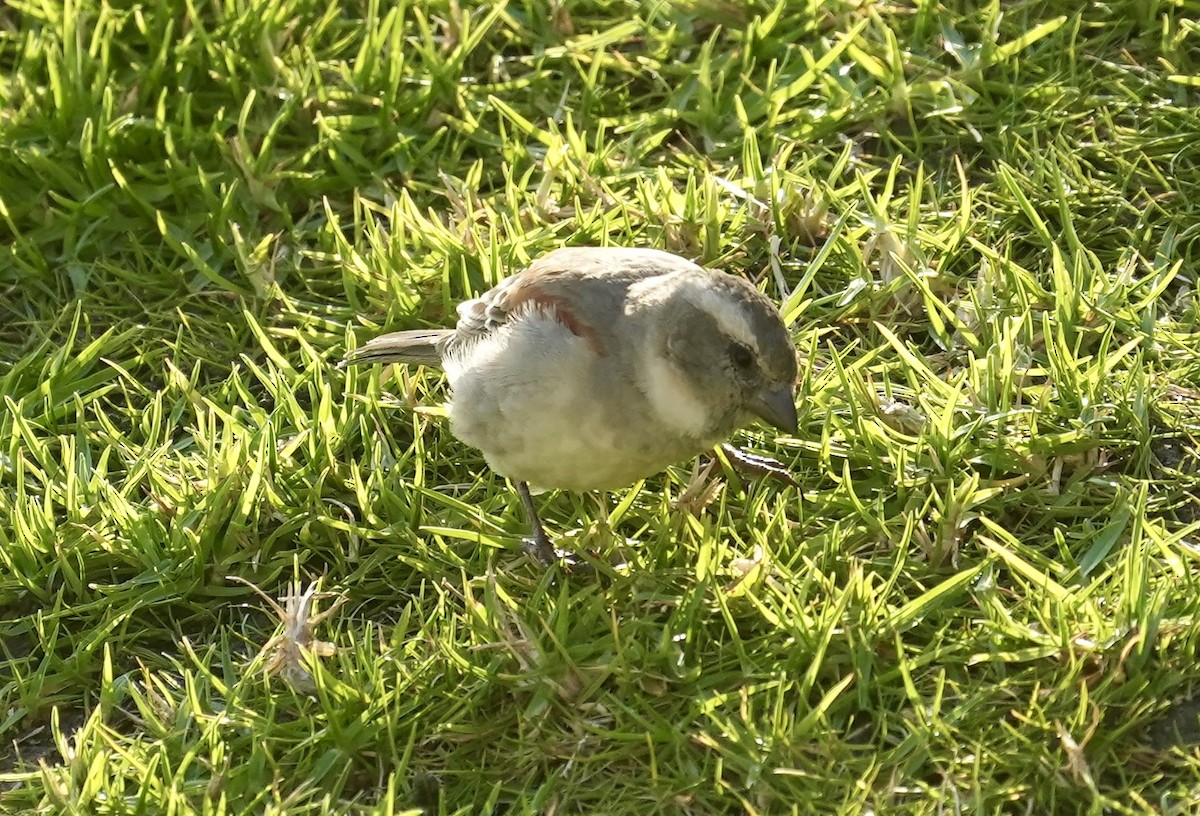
729;343;755;370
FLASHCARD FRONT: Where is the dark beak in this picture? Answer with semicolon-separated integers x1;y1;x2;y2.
749;384;798;434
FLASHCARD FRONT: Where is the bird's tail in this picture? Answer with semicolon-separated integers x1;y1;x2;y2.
341;329;455;368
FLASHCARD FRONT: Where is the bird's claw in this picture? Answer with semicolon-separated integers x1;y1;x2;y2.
522;536;591;574
522;532;558;566
719;443;800;488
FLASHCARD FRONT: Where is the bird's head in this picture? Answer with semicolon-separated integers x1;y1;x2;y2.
642;271;798;443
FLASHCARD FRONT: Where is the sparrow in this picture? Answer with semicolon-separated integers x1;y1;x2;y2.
343;246;799;565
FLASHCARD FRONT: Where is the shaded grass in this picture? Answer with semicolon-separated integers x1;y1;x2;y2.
4;0;1200;813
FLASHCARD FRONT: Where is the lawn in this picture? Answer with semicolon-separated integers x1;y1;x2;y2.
3;0;1200;813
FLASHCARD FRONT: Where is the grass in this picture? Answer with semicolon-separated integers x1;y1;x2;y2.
3;0;1200;813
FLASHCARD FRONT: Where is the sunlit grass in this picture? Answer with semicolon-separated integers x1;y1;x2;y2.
4;1;1200;813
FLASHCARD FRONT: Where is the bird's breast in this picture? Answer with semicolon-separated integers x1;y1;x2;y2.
441;310;705;491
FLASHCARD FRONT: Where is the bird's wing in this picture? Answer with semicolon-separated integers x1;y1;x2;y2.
450;247;699;356
452;273;532;340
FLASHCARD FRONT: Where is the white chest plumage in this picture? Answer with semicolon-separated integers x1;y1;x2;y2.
442;309;711;492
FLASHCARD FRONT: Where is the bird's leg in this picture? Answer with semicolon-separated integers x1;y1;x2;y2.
719;443;799;488
516;480;558;566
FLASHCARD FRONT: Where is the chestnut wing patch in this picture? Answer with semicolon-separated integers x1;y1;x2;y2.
454;274;605;356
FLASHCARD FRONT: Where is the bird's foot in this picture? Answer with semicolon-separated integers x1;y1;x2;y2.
515;480;592;574
522;534;591;573
522;530;558;566
720;443;799;488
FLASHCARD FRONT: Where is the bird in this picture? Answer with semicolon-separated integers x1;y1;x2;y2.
343;246;799;565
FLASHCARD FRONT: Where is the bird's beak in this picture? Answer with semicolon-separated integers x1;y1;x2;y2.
749;384;798;434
